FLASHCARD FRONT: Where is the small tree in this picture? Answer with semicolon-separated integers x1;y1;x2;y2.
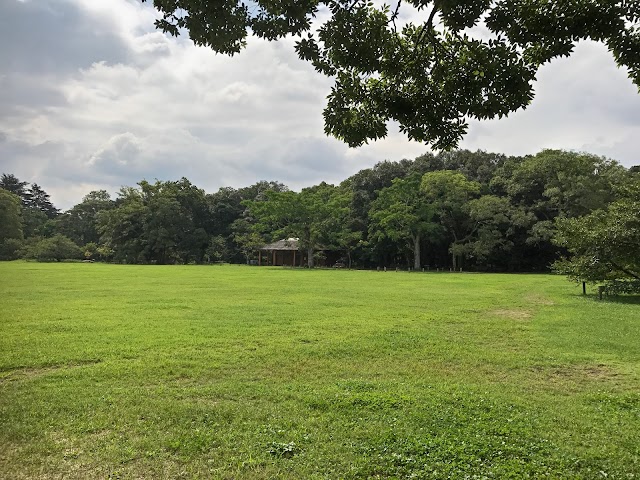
96;245;115;263
232;217;265;264
83;242;99;260
0;238;24;261
205;235;228;263
553;187;640;294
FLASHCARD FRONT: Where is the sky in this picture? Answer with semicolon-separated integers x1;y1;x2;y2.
1;0;639;211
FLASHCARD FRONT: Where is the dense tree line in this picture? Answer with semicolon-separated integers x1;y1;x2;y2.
1;150;638;281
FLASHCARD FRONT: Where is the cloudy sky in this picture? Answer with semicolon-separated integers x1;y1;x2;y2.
1;0;639;210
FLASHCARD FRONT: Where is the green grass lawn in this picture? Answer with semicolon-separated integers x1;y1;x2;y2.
1;262;639;479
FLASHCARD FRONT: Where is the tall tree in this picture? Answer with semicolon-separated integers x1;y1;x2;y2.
421;170;481;270
0;176;59;237
98;179;211;264
168;178;210;263
341;159;413;267
492;150;625;220
143;1;640;149
137;179;210;264
342;159;412;219
369;175;438;270
208;181;288;262
27;183;58;219
231;216;266;264
0;189;24;243
0;174;29;204
142;187;185;264
461;195;534;270
97;187;146;263
57;190;115;246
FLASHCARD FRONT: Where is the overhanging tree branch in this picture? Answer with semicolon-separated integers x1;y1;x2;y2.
142;0;640;149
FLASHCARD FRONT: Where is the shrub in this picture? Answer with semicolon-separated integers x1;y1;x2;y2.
0;238;24;260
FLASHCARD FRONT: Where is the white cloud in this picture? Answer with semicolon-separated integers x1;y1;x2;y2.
461;41;640;164
88;132;141;169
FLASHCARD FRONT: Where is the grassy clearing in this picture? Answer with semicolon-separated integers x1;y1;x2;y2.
1;262;639;479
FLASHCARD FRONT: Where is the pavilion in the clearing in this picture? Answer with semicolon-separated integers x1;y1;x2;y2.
259;238;305;266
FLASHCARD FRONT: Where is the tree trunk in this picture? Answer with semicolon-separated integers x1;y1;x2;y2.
307;245;314;268
348;251;352;269
413;235;421;271
452;250;456;271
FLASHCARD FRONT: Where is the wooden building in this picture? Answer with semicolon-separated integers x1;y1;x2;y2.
259;238;344;267
259;238;306;266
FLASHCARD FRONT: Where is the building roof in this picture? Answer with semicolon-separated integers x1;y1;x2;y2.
260;238;299;251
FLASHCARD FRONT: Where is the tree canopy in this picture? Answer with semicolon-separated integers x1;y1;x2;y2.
369;174;438;270
553;184;640;294
143;0;640;148
0;174;29;202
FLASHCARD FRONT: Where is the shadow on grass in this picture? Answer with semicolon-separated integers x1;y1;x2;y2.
572;294;640;305
599;295;640;305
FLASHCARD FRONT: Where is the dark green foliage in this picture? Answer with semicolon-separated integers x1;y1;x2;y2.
205;235;228;263
97;187;146;263
492;150;625;219
0;238;24;261
1;175;59;239
57;190;114;246
3;150;635;275
208;181;288;263
0;174;29;202
26;183;58;219
421;171;481;270
143;0;640;148
553;183;640;293
487;150;627;271
98;179;210;264
24;234;82;262
462;195;532;268
369;174;439;270
0;188;24;242
602;279;640;295
231;217;265;264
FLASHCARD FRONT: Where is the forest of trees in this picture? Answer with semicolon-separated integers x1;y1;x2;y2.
1;149;639;286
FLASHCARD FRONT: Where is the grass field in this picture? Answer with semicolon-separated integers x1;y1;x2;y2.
1;262;639;479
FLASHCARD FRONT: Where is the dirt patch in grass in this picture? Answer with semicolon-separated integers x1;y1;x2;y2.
524;293;555;306
490;309;532;320
0;360;102;383
529;363;623;390
580;364;620;379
